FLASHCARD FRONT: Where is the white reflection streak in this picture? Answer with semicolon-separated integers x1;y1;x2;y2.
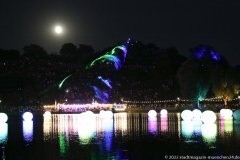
114;113;127;135
78;114;96;144
160;116;168;133
98;118;113;133
23;120;33;142
181;121;193;139
0;123;8;144
98;117;113;151
58;115;69;144
43;116;52;141
72;115;79;135
201;123;217;144
177;113;181;139
43;114;85;142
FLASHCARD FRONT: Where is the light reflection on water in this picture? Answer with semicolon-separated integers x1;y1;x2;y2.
0;123;8;145
160;116;168;133
234;121;240;139
201;123;217;144
78;113;96;145
23;120;33;143
219;117;233;135
148;117;157;134
43;113;237;146
114;113;127;136
40;113;240;158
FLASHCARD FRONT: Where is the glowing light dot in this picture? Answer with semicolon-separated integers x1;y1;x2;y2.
85;111;94;116
148;110;157;118
22;112;33;121
192;109;202;119
220;109;233;119
233;109;240;120
160;109;168;117
0;113;8;123
79;111;95;120
43;111;51;117
99;110;106;118
201;110;216;124
181;110;193;121
105;111;114;119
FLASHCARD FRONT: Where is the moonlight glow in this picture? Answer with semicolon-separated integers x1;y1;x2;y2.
54;25;63;35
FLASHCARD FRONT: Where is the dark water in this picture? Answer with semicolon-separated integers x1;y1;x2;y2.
0;113;240;160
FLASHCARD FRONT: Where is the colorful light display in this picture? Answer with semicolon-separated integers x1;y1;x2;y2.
58;74;72;89
90;85;109;103
56;39;129;104
193;46;220;61
98;76;112;89
86;44;128;70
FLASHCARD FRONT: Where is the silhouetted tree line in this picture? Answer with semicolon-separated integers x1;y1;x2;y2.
0;41;239;106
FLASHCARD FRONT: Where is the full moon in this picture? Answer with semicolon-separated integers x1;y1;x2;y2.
54;25;63;35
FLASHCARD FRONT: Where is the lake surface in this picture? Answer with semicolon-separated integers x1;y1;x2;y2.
0;113;240;160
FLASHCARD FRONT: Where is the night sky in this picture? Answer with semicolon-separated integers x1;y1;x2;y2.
1;0;240;65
